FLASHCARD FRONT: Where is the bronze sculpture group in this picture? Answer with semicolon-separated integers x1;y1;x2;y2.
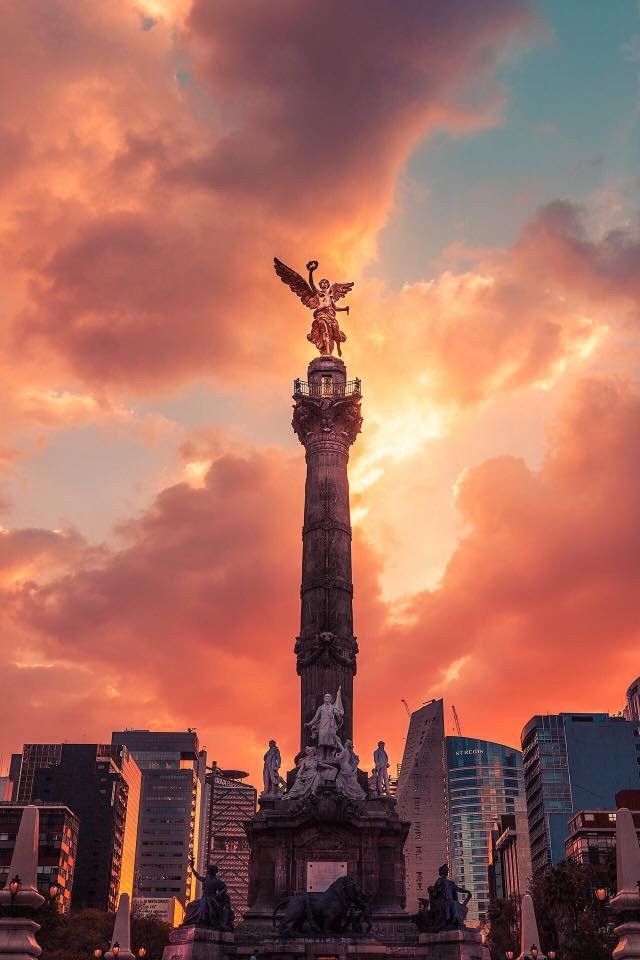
183;860;234;931
413;864;471;933
273;875;372;938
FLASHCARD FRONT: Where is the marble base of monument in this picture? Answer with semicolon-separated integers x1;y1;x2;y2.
232;928;489;960
243;787;408;931
161;926;233;960
418;929;490;960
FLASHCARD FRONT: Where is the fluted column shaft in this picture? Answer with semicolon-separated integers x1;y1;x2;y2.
292;356;362;751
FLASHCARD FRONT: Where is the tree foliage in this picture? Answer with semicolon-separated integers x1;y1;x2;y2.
36;902;171;960
487;853;617;960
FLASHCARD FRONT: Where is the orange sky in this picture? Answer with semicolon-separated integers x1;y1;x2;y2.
0;1;639;785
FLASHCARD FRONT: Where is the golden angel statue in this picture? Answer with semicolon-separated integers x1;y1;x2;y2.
274;257;354;357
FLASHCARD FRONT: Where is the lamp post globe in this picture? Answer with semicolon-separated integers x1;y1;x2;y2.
8;875;21;899
112;944;120;957
531;946;539;959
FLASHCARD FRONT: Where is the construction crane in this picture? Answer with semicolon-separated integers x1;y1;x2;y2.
401;699;411;716
451;705;462;736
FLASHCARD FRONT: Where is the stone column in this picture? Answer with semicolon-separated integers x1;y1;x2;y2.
292;356;362;749
611;807;640;960
0;805;45;960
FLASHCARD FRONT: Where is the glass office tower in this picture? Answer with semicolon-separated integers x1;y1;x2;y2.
521;713;640;873
446;736;524;924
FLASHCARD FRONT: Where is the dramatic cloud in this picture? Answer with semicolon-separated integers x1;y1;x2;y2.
2;0;640;787
1;0;540;397
361;376;640;759
2;377;639;779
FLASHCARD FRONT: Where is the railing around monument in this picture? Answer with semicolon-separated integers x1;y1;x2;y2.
293;378;362;397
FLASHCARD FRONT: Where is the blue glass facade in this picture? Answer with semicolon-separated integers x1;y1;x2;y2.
446;736;524;924
521;713;640;873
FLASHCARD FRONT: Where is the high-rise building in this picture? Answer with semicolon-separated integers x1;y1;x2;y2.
396;699;447;912
16;744;63;804
25;743;141;911
446;736;524;924
488;798;533;902
204;767;256;916
111;730;206;910
521;713;640;874
0;779;12;802
624;677;640;723
7;754;22;801
0;803;79;914
564;789;640;869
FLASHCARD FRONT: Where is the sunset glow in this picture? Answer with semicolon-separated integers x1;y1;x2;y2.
0;0;639;787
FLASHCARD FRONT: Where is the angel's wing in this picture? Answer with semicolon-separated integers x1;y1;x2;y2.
274;257;318;308
329;281;354;302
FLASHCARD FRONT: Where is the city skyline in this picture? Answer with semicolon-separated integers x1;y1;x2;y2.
1;1;640;786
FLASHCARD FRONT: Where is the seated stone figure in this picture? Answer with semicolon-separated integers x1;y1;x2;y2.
413;864;471;933
183;860;234;931
334;740;365;800
286;746;322;800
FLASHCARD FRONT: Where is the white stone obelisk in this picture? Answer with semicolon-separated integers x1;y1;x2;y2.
516;893;546;960
0;805;45;960
105;893;135;960
611;807;640;960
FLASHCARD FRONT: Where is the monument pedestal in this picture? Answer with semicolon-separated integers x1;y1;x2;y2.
417;930;490;960
161;927;233;960
242;787;408;930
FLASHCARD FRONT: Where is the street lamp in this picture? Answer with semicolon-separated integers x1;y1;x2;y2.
137;949;147;958
530;946;539;959
93;951;103;959
112;944;120;957
595;887;609;903
547;951;556;960
8;875;21;900
506;951;515;960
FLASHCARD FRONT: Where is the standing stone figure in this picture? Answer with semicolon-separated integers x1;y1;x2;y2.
262;740;285;795
184;860;234;931
305;688;344;759
373;741;390;795
274;257;354;357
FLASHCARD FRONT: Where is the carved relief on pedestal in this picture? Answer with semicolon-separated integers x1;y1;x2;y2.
292;394;363;446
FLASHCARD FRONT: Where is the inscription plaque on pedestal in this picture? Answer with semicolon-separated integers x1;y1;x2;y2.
306;860;347;892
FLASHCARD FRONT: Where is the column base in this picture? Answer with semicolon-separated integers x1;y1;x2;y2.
613;920;640;960
0;916;43;960
417;929;490;960
162;927;234;960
